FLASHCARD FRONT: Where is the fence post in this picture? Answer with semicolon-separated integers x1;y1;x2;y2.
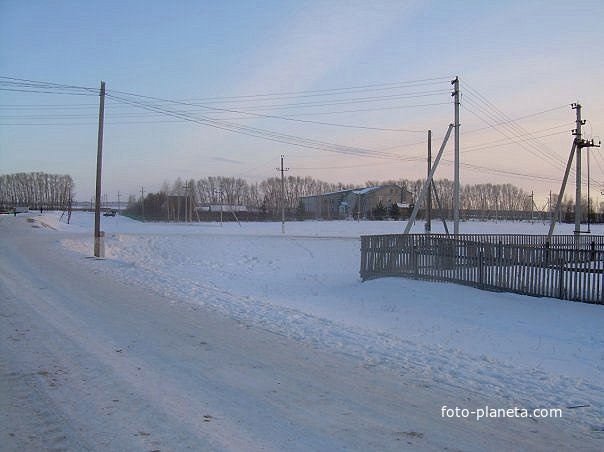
413;245;419;278
360;236;367;281
591;241;596;261
558;259;565;300
479;249;484;288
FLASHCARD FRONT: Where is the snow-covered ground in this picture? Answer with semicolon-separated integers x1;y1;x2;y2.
2;211;604;450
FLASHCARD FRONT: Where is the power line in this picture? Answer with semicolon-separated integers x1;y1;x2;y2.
462;128;571;154
0;76;96;91
105;92;429;133
108;86;449;113
0;101;452;124
463;104;568;135
441;159;563;183
0;88;96;96
5;75;594;189
461;99;567;172
461;80;568;170
109;76;452;104
105;93;411;160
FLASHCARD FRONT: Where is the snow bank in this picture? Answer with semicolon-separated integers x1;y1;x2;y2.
34;211;604;430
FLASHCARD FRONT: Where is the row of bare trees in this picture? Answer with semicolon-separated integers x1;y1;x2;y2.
0;172;74;210
129;174;549;221
372;178;534;213
156;176;354;217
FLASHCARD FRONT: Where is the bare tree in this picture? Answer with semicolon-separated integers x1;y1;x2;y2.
0;172;74;210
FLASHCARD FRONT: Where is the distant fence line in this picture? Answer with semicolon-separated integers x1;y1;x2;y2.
360;234;604;304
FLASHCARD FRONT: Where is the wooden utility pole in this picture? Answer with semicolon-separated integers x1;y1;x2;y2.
571;103;601;235
548;104;598;239
277;154;289;234
184;180;191;223
573;103;584;235
426;129;432;233
588;145;591;233
140;186;145;222
452;76;460;236
94;81;106;258
214;187;223;227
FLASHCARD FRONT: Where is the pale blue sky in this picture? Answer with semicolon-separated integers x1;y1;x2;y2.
1;0;603;203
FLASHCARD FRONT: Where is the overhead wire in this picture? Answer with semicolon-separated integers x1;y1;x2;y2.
1;76;451;129
3;75;595;189
111;76;453;103
465;82;597;191
105;92;410;161
461;80;569;170
463;104;568;135
105;88;433;133
461;98;567;172
462;128;572;154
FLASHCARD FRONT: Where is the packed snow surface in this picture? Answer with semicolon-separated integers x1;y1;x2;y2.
2;211;604;450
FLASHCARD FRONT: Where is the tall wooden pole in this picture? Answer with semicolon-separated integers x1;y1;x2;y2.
426;129;432;233
588;146;591;233
452;76;460;236
141;186;145;221
277;154;289;234
94;81;106;258
574;103;583;235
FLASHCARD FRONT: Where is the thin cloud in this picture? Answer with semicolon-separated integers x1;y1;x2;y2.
211;156;243;165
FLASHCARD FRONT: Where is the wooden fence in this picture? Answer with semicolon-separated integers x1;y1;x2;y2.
360;234;604;304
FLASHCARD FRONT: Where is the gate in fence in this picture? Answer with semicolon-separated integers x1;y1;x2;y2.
360;234;604;304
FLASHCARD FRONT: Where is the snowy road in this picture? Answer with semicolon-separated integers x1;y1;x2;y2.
0;215;601;451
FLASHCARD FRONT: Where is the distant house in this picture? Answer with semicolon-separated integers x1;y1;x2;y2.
300;185;412;219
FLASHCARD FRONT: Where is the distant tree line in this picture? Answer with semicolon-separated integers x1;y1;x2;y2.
126;176;354;221
373;178;533;214
124;173;585;222
0;172;74;210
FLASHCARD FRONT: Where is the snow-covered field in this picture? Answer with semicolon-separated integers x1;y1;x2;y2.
3;211;604;449
56;215;604;417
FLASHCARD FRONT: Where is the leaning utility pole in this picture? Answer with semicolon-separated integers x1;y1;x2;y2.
404;124;454;234
277;154;289;234
452;76;461;236
93;81;106;258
